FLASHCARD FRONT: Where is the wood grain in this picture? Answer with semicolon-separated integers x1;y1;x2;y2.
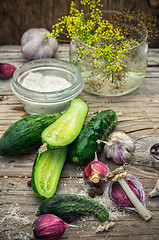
0;45;159;240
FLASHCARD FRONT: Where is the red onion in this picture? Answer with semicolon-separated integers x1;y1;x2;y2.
83;153;110;187
32;214;71;240
0;63;16;79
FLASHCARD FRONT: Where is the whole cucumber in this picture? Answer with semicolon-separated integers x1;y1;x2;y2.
0;112;61;156
69;109;117;165
36;194;109;222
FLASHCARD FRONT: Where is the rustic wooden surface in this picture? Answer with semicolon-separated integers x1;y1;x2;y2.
0;0;159;47
0;45;159;240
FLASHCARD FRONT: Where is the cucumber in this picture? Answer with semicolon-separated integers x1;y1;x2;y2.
36;194;109;222
69;109;117;165
32;147;67;199
41;98;88;149
0;112;61;156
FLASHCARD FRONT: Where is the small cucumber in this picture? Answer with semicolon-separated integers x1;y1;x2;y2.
69;109;117;165
36;194;109;222
32;147;67;199
41;98;88;148
0;112;61;156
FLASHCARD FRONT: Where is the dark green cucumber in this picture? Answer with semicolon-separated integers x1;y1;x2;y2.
32;147;67;199
36;194;109;222
69;109;117;165
0;112;61;156
41;98;88;148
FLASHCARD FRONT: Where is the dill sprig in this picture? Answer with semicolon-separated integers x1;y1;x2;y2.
49;0;158;73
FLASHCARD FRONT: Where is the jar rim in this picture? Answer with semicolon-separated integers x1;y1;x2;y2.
11;58;84;103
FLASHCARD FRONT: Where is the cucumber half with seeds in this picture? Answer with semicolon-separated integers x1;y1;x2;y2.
41;98;88;149
31;147;67;199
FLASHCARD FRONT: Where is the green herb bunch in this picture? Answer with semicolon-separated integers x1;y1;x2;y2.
50;0;158;73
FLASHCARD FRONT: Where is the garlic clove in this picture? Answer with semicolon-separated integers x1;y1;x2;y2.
0;63;16;79
32;214;70;240
21;28;59;60
149;179;159;197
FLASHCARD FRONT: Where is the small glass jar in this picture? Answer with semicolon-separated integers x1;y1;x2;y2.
11;59;84;115
69;10;148;96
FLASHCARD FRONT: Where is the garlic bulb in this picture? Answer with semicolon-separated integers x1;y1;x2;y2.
106;166;152;221
83;153;110;187
100;131;136;164
21;28;59;60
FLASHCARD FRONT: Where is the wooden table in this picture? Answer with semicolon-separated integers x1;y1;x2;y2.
0;45;159;240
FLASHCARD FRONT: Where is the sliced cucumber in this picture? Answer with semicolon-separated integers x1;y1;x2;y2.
31;147;67;199
41;98;88;149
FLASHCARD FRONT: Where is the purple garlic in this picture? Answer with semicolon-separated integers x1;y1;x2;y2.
32;214;70;240
107;173;152;220
104;131;136;164
83;153;110;188
108;173;145;209
0;63;16;79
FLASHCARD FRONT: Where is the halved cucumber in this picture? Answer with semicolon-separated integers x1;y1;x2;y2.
41;98;88;149
31;147;67;199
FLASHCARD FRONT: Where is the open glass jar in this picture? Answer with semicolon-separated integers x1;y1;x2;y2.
11;59;84;115
69;10;148;96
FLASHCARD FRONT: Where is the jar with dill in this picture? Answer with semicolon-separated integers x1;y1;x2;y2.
50;1;158;96
69;10;148;96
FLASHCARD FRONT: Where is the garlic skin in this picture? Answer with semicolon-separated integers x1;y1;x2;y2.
0;63;16;79
83;153;110;187
149;179;159;197
32;214;69;240
105;166;152;221
21;28;59;60
104;131;136;164
108;173;145;210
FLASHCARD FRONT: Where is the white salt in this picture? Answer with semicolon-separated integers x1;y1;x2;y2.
0;203;31;240
22;72;71;92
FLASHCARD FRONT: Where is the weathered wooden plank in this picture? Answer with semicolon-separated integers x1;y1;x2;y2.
0;45;159;240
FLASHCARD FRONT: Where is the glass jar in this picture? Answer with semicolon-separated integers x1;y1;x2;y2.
11;59;84;115
69;10;148;96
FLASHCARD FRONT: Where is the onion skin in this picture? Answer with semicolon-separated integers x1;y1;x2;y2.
21;28;59;60
83;153;110;187
32;214;69;240
108;173;145;211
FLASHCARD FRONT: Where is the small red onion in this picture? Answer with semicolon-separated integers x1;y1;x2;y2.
32;214;70;240
0;63;16;79
83;153;110;187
